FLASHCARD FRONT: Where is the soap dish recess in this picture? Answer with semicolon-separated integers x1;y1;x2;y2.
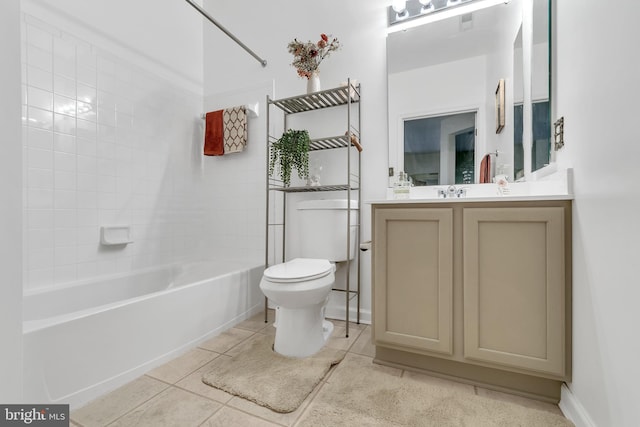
100;225;133;245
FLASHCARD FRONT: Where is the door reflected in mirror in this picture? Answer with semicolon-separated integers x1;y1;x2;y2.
404;111;476;186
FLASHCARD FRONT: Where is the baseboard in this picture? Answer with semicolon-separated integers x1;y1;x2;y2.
559;383;598;427
324;305;372;325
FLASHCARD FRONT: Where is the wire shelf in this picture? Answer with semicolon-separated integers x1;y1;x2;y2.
269;85;360;114
274;184;357;193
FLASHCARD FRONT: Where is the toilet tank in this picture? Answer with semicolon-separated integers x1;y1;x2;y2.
297;199;359;262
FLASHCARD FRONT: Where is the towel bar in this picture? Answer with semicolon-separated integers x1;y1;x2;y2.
201;102;259;119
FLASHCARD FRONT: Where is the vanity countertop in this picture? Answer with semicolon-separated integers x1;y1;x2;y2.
370;170;574;204
369;193;573;205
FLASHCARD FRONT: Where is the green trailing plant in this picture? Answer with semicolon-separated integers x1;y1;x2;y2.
269;129;311;187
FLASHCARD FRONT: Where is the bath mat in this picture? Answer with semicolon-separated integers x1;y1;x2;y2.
201;334;345;413
296;353;575;427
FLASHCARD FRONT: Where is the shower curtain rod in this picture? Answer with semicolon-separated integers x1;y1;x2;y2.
183;0;267;67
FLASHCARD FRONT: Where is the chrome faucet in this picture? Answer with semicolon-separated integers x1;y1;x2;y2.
438;185;467;198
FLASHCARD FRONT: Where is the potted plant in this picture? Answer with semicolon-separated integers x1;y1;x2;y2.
269;129;311;187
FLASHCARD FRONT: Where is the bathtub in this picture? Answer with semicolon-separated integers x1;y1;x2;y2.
22;260;264;409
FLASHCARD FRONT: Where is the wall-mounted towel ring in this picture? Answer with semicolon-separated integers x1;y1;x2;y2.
200;102;259;119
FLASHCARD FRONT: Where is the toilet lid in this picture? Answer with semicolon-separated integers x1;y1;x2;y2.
264;258;333;283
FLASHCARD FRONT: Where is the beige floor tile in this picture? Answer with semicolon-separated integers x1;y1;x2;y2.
199;327;255;354
109;387;221;427
476;387;564;416
226;378;328;427
325;325;362;352
175;356;235;404
328;318;368;332
202;406;281;427
236;311;275;332
224;332;274;357
349;325;375;357
70;421;82;427
402;370;475;394
71;375;168;427
256;321;277;336
146;348;218;384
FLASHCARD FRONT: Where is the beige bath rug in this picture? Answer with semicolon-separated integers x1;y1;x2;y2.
296;353;575;427
201;334;345;413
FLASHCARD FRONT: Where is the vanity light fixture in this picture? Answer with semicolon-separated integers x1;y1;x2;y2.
387;0;511;34
392;0;409;19
418;0;434;13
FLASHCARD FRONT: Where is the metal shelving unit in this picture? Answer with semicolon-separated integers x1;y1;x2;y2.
265;79;361;337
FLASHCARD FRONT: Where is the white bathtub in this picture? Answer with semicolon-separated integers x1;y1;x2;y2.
22;260;264;409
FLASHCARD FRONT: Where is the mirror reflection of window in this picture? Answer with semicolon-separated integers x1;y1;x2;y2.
404;112;476;186
513;24;524;181
514;103;524;180
531;100;551;171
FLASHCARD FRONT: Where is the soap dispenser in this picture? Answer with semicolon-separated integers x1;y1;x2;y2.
393;171;410;199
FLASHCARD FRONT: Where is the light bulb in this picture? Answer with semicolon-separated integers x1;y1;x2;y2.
391;0;407;13
419;0;434;13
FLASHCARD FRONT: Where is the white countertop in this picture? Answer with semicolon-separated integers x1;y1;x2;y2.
370;169;574;204
369;194;573;204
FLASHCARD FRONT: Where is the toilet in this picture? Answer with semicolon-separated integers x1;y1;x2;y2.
260;199;358;358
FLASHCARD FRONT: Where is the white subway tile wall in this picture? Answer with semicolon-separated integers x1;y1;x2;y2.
21;14;264;292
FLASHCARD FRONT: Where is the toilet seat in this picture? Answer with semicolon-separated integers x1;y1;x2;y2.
264;258;333;283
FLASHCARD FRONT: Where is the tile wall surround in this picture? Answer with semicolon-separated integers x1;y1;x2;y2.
21;13;263;292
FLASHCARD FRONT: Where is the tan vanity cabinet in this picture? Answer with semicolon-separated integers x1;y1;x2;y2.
373;207;454;355
462;206;566;377
372;200;571;398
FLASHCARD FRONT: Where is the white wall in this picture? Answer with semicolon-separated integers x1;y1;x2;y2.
0;0;24;403
203;0;390;322
202;82;272;265
554;2;640;426
23;0;203;90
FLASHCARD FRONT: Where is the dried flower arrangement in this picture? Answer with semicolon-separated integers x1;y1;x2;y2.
287;34;340;79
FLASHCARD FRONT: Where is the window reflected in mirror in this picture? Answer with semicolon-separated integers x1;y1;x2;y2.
513;24;524;181
532;100;551;171
404;111;476;186
514;104;524;180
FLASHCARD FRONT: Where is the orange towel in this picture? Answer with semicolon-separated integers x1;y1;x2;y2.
204;110;224;156
479;154;491;183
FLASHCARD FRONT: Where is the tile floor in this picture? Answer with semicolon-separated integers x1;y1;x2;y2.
70;311;565;427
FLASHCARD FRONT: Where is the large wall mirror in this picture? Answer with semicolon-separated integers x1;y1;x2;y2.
387;0;551;185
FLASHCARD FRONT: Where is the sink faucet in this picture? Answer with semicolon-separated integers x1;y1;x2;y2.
438;185;467;198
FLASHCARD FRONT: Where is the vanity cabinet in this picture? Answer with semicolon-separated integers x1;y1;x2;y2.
373;208;454;355
372;200;572;400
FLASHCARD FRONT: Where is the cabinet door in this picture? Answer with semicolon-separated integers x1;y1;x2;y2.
374;208;453;355
463;207;565;376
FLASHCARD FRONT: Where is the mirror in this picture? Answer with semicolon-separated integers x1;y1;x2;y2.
531;0;551;172
387;0;551;185
513;25;524;180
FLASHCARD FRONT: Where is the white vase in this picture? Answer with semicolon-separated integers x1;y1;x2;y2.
307;71;321;94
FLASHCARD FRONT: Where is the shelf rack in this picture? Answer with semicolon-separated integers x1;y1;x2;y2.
264;79;362;337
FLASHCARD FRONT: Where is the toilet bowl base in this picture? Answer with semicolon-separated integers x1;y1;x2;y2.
273;304;332;358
